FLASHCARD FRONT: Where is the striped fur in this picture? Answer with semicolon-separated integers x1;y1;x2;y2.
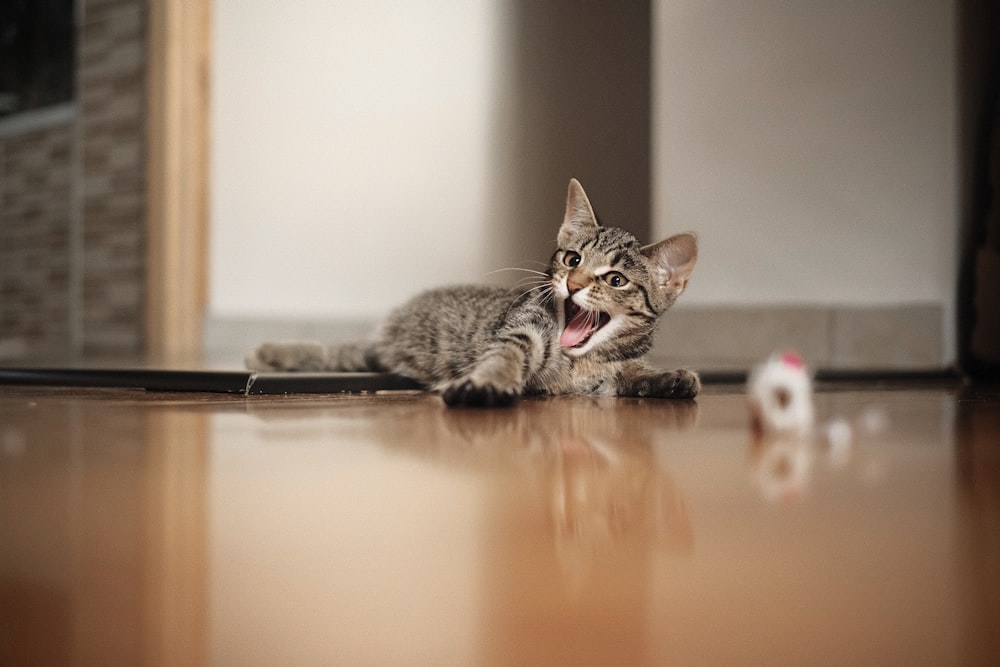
247;179;699;406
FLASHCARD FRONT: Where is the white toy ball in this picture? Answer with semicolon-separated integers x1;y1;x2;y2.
747;351;815;438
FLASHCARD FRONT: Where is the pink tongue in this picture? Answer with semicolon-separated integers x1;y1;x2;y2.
560;309;593;348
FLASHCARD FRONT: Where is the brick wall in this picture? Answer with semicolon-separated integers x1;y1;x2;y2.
80;0;146;355
0;125;73;355
0;0;147;359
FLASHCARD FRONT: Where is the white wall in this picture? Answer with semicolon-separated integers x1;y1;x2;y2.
210;0;959;365
652;0;957;310
210;0;499;321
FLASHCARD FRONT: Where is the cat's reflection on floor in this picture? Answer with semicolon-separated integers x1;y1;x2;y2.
244;395;698;573
546;417;694;585
422;396;698;585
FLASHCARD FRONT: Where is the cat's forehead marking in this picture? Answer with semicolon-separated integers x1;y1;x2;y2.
593;229;644;270
590;228;634;249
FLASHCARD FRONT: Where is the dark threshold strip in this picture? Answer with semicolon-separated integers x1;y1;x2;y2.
0;367;963;395
0;368;425;395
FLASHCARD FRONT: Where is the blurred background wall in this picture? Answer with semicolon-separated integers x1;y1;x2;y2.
651;0;957;370
3;0;992;374
207;0;653;358
210;0;500;325
206;0;959;371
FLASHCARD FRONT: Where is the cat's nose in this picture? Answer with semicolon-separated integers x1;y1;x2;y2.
567;279;584;294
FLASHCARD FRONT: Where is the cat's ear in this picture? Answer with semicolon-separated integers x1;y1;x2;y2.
558;178;599;246
642;232;698;293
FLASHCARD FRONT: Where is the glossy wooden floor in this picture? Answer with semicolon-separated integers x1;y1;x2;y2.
1;381;998;665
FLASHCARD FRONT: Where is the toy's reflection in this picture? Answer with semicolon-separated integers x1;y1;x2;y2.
748;408;889;505
748;435;814;504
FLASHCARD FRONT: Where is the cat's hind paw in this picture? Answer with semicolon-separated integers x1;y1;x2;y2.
441;380;521;408
245;342;329;372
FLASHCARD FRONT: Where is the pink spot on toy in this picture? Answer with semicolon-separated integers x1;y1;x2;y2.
781;351;805;370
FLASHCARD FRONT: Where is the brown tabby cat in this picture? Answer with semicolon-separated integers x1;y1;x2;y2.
247;179;699;407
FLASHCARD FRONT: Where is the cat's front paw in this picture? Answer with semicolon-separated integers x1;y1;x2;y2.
665;369;701;399
648;369;700;399
246;342;328;372
620;369;701;399
441;380;521;408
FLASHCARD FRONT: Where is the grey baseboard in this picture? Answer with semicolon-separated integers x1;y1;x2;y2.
649;303;947;372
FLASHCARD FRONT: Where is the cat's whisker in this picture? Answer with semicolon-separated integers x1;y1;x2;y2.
509;278;550;292
491;268;553;302
503;281;554;320
535;287;556;314
507;275;552;290
507;283;549;305
487;267;549;278
508;273;549;284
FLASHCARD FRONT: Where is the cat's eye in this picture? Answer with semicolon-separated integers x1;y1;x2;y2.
603;272;629;288
563;251;582;268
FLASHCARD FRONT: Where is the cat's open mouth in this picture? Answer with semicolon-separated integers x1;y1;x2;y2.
561;300;611;348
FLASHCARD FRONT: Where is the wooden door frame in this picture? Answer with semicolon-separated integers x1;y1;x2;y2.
146;0;211;361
